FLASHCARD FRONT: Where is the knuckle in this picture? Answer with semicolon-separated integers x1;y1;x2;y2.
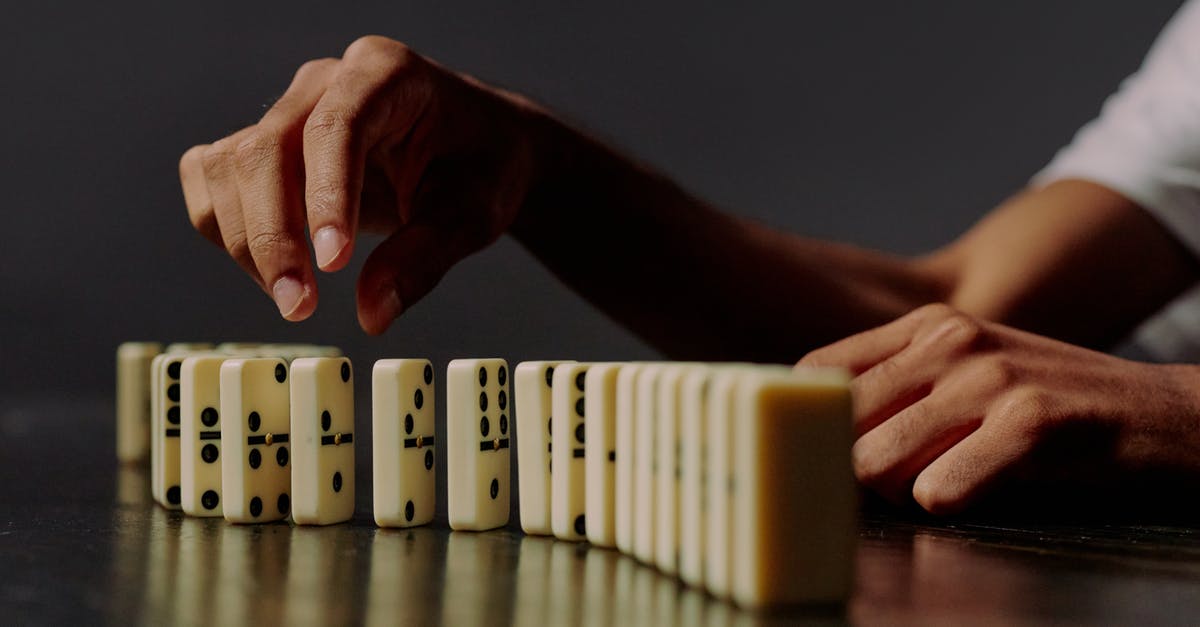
973;355;1019;390
931;313;986;350
240;229;294;267
994;386;1057;433
866;356;902;383
179;144;207;177
304;108;357;142
246;229;293;261
224;230;250;260
913;302;956;322
344;35;408;61
305;180;346;221
233;131;281;171
294;57;338;81
201;138;235;173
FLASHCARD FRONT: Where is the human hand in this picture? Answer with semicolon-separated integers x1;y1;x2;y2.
179;36;552;333
799;303;1200;514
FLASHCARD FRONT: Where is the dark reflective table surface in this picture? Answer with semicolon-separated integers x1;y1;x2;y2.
5;398;1200;626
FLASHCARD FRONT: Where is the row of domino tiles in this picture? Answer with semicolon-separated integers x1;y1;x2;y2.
116;344;856;608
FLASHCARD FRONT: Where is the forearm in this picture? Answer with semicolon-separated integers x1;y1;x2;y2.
512;115;947;361
937;179;1199;349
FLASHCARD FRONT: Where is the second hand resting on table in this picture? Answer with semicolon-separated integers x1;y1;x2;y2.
179;36;1200;514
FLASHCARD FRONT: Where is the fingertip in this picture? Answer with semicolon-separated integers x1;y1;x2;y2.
356;279;403;335
272;274;317;322
312;226;353;271
912;472;968;516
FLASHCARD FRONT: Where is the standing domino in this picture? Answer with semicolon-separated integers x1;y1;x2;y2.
551;362;592;540
678;366;716;587
373;359;438;528
731;368;855;607
514;360;574;535
613;363;645;554
291;357;356;525
584;363;623;547
150;354;164;501
151;353;191;509
704;366;791;597
655;363;701;574
180;356;228;516
633;364;668;564
116;342;162;463
165;342;213;354
221;358;292;523
447;358;511;531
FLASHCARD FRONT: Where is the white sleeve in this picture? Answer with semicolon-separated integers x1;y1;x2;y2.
1034;0;1200;257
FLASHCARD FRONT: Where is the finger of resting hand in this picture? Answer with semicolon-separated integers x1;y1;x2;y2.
849;320;971;435
304;40;431;274
911;421;1027;515
201;127;263;290
852;385;983;502
235;58;338;321
180;144;221;247
798;304;944;374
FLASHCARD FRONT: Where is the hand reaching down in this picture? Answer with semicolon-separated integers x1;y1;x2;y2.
179;36;553;334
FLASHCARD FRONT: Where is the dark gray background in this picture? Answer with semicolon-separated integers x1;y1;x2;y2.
0;1;1185;396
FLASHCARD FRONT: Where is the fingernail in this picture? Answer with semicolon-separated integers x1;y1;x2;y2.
313;227;348;270
272;276;306;319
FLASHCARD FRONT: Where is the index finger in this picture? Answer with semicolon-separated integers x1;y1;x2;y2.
302;37;432;273
798;303;952;374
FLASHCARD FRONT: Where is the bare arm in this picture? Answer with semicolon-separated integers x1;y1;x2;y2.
514;114;1198;358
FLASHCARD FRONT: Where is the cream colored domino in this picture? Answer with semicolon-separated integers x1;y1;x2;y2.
655;363;703;574
514;360;574;535
150;353;164;502
221;358;292;523
372;359;437;528
551;363;592;540
730;368;855;608
215;342;263;354
633;363;667;564
447;358;511;530
180;356;228;516
584;363;622;547
704;367;748;598
291;357;356;525
151;353;191;509
678;366;715;587
116;342;161;463
268;344;344;361
165;342;213;353
613;363;644;554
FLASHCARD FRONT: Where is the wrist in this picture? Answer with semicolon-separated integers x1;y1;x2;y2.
510;109;604;237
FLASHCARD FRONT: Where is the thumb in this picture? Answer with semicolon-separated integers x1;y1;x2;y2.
356;222;466;335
